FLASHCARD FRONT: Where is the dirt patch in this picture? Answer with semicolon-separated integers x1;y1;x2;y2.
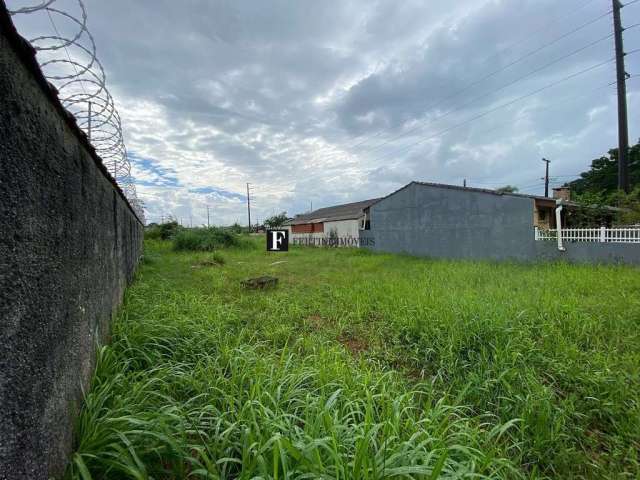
367;310;384;322
339;335;369;356
404;367;427;382
241;276;278;289
306;314;325;330
192;259;223;268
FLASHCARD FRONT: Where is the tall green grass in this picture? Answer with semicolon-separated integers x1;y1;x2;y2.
173;227;250;252
67;241;640;479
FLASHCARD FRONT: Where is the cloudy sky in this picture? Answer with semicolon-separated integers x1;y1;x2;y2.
10;0;640;225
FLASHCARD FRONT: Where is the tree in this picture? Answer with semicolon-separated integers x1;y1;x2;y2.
567;140;639;196
495;185;519;194
567;139;640;225
264;212;289;229
609;186;640;225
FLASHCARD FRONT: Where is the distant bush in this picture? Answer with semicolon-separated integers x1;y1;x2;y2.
144;224;162;240
173;227;249;251
228;223;245;234
159;221;182;240
264;211;289;228
145;221;182;240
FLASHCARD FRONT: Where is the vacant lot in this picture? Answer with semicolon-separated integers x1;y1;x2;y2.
67;239;640;479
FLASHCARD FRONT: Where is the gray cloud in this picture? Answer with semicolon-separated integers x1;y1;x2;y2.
9;0;640;224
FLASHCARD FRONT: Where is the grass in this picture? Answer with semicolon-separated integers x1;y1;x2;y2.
66;238;640;479
173;227;250;252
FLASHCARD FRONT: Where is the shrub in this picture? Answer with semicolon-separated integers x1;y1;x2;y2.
144;224;162;240
159;221;181;240
173;227;248;251
211;252;226;265
228;222;245;234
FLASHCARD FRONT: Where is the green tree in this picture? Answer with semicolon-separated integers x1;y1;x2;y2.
609;186;640;225
264;212;289;229
567;140;640;225
495;185;519;194
567;140;640;196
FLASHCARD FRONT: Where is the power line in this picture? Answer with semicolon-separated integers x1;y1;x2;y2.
449;73;637;191
359;33;614;158
359;76;620;193
367;57;616;165
335;0;607;152
459;78;616;143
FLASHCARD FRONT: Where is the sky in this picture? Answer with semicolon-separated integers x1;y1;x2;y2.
9;0;640;226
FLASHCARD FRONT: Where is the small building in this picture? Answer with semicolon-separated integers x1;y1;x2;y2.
284;198;379;247
359;181;560;261
358;181;635;261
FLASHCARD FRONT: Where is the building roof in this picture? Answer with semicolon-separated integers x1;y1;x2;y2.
285;198;380;225
367;181;623;212
369;181;552;206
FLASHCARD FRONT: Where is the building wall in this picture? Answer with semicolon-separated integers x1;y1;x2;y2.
360;183;536;261
290;219;362;247
0;10;143;479
359;183;640;265
291;222;324;233
325;219;361;240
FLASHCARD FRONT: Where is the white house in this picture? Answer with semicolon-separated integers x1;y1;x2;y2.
284;198;379;247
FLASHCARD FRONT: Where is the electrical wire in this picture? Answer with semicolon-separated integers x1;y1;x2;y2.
368;57;616;165
337;0;608;152
360;33;614;158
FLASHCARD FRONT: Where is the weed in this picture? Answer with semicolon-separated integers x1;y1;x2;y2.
66;241;640;479
173;227;250;251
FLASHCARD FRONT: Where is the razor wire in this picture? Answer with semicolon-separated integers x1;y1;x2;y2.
8;0;145;222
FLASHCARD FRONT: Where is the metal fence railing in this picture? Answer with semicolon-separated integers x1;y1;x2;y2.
535;227;640;243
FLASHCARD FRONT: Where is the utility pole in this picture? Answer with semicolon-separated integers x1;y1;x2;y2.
206;205;210;227
463;179;467;188
310;200;313;212
613;0;630;192
246;183;252;232
542;158;551;197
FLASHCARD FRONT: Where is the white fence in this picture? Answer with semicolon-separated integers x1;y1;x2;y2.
535;227;640;243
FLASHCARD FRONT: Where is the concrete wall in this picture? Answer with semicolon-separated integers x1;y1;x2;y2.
534;241;640;265
359;182;640;265
361;182;535;261
0;7;143;479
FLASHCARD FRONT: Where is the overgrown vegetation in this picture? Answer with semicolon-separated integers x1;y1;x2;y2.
568;140;640;197
145;220;182;240
173;226;249;251
568;140;640;225
67;240;640;479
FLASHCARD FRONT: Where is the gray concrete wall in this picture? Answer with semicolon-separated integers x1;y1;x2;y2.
359;182;640;265
361;182;536;261
0;7;143;479
534;241;640;265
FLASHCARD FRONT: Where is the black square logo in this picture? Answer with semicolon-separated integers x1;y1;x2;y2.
266;229;288;252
